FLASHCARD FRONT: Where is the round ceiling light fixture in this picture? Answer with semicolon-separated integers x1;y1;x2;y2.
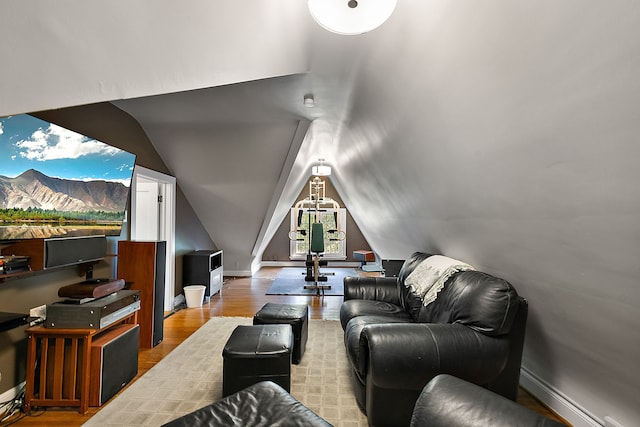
312;159;332;176
308;0;397;35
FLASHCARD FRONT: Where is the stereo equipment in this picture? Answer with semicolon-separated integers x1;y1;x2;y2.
44;235;107;269
89;323;139;406
382;259;405;277
58;278;126;300
0;255;30;274
117;241;166;348
44;290;141;329
1;236;107;271
0;311;28;332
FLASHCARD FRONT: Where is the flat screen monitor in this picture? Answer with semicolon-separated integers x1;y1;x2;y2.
0;114;136;241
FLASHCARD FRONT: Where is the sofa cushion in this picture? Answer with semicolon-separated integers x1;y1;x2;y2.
415;270;520;336
340;299;411;330
397;252;432;319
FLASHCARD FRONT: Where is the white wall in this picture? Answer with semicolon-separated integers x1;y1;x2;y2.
333;2;640;425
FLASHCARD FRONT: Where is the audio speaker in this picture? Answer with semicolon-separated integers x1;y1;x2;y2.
44;235;107;269
382;259;405;277
89;323;139;406
117;241;166;348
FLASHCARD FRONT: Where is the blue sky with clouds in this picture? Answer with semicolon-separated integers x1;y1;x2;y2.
0;114;136;186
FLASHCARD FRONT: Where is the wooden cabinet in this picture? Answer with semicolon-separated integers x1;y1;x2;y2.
117;241;166;348
23;311;137;414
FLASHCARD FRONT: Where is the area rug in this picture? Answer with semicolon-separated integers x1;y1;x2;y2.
82;317;367;427
266;267;359;296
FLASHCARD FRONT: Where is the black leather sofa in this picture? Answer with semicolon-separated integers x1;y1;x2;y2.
340;252;528;426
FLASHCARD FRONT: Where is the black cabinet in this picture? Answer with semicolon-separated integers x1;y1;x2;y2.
183;250;223;301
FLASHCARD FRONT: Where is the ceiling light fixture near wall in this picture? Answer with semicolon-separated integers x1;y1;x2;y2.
312;159;332;176
308;0;397;35
304;94;315;107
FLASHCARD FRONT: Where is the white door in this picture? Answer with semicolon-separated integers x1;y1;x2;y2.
134;181;160;240
131;166;176;312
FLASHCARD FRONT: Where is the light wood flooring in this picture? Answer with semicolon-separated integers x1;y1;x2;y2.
7;267;569;426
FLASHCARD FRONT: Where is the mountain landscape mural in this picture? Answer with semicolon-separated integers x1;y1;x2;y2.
0;169;130;240
0;113;137;240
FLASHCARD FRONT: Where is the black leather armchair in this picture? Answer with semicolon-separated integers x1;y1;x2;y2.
162;381;331;427
340;252;528;426
411;374;565;427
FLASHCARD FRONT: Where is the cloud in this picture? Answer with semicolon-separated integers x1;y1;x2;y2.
116;163;133;172
16;123;119;161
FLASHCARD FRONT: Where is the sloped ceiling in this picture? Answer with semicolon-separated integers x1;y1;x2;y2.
113;76;318;273
2;1;640;426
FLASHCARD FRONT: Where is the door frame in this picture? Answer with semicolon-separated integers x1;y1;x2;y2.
131;165;176;312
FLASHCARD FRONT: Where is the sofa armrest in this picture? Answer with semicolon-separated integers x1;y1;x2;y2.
411;374;566;427
359;323;510;391
344;276;401;304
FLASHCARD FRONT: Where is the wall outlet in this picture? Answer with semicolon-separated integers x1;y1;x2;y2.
29;304;47;325
604;416;624;427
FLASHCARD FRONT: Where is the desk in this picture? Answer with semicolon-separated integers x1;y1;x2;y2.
353;250;375;267
23;311;137;414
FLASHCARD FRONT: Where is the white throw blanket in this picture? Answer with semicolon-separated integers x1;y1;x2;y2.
404;255;475;306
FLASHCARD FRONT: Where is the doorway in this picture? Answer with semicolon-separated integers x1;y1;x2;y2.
130;165;176;311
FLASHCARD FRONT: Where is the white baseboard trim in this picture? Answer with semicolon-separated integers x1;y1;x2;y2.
520;367;601;427
261;261;304;267
0;381;25;405
261;261;361;268
223;270;252;278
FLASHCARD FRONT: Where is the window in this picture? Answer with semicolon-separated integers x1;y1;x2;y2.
290;208;346;260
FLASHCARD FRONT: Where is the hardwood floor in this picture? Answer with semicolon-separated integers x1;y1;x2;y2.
8;267;568;426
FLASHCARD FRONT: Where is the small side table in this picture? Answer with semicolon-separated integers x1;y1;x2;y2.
24;326;97;414
353;250;375;268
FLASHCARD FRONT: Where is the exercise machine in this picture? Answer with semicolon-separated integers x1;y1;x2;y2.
289;177;345;294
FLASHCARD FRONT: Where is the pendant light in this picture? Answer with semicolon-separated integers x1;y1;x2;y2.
312;159;332;176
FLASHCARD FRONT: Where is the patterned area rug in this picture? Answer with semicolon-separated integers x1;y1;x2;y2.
266;268;359;296
83;317;367;427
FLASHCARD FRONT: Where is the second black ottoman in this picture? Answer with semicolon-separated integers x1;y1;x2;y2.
253;303;308;364
222;324;293;397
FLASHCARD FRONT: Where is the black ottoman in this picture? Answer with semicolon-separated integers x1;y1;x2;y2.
222;324;293;397
253;303;308;364
162;381;332;427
